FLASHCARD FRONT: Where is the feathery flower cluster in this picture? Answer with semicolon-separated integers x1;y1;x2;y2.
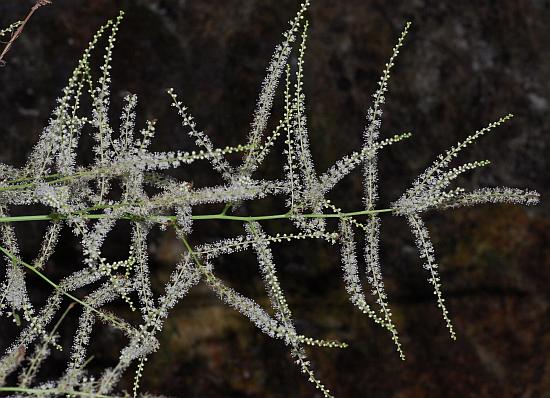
0;2;540;398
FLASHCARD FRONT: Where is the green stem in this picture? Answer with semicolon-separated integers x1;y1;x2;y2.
51;302;76;335
220;202;232;215
0;208;394;224
0;245;126;329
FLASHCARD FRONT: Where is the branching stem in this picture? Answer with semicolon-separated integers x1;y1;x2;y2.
0;245;126;330
0;208;394;223
0;0;51;66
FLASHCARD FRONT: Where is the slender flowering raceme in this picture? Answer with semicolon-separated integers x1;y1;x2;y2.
0;2;541;398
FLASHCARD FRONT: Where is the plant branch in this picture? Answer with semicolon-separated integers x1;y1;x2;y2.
0;0;51;66
0;245;126;330
0;207;395;224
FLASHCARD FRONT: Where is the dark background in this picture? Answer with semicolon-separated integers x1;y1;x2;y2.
0;1;549;397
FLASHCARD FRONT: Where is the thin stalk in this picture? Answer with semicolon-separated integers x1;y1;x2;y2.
50;302;76;335
0;208;395;224
0;0;51;66
0;245;126;329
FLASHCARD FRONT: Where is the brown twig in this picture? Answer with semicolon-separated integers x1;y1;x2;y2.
0;0;51;67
